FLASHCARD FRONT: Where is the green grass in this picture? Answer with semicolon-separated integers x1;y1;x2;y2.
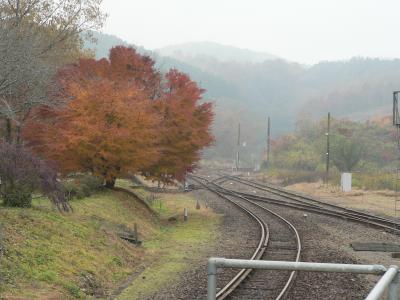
0;191;153;299
116;193;221;300
0;186;220;299
352;172;395;191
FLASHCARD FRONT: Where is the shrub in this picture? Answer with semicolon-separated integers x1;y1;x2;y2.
352;172;394;191
62;181;80;201
268;169;325;186
79;184;92;197
79;175;103;192
63;281;82;298
2;187;32;208
0;141;69;211
62;174;103;201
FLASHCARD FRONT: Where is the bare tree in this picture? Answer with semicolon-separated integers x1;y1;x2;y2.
0;0;106;142
0;141;70;211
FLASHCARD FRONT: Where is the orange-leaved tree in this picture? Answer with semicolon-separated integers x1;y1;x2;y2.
26;46;214;187
25;46;161;187
142;69;214;185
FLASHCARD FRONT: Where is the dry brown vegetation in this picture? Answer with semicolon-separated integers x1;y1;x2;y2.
287;181;397;218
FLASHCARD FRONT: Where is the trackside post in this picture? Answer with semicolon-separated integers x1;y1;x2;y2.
207;258;398;300
207;258;218;300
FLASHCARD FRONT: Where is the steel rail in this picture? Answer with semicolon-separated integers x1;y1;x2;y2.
224;175;400;233
213;181;400;235
230;175;400;224
188;175;269;299
190;174;302;300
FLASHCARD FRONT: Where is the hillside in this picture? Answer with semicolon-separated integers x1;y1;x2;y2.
84;31;131;59
0;185;219;299
156;41;279;64
268;115;397;189
84;32;399;165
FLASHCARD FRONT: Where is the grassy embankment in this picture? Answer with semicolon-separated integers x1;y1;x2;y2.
0;180;220;299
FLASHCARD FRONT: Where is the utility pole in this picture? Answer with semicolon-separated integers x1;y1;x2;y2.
236;123;241;170
393;91;400;217
325;112;331;184
266;116;271;170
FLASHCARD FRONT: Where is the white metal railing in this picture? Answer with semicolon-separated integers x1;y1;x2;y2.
207;258;400;300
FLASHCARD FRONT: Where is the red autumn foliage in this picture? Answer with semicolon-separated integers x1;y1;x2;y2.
143;69;214;184
25;46;214;186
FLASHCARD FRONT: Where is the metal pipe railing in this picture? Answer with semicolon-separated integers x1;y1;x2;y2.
207;258;398;300
366;266;399;300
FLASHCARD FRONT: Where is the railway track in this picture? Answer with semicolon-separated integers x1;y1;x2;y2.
189;175;301;300
216;174;400;234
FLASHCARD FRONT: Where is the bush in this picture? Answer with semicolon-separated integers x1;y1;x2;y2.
79;175;103;192
2;186;32;207
268;169;325;186
62;174;103;201
352;172;394;190
62;181;80;201
0;142;69;211
79;184;92;197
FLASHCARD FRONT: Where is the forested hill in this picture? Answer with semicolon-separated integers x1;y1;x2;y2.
85;32;399;164
157;41;279;63
84;31;130;59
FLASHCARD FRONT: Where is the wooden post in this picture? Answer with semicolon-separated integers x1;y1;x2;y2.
196;199;201;209
0;223;3;257
325;112;331;184
184;208;188;222
134;223;138;241
236;123;241;170
266;116;270;170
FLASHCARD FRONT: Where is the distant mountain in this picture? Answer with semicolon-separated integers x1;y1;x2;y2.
82;32;239;99
84;31;131;59
299;58;400;119
84;32;398;164
156;41;279;64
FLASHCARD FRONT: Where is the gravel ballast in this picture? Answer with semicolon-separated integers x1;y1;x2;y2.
146;175;399;299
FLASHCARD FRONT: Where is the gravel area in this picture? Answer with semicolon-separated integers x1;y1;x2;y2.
225;178;400;299
263;202;371;299
145;175;400;299
145;187;261;299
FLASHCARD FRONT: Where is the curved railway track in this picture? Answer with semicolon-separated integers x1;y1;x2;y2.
189;175;301;300
216;174;400;234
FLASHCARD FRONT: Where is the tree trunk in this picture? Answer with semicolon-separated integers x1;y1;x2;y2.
5;119;12;143
15;125;21;144
105;177;116;188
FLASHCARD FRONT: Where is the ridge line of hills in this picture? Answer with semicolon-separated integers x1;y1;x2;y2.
84;31;398;161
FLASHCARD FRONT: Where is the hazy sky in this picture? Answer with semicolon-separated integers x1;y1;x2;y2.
101;0;400;64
